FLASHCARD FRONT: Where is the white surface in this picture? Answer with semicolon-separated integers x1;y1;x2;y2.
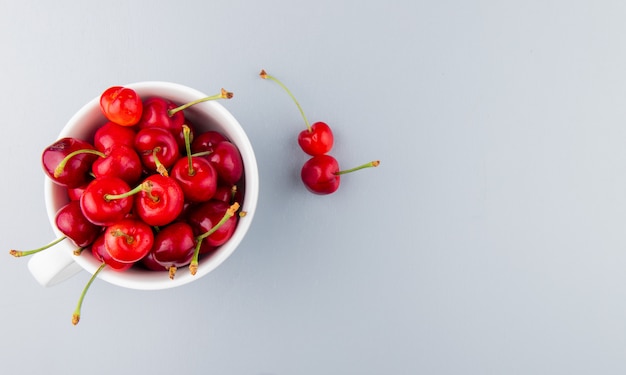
3;1;626;374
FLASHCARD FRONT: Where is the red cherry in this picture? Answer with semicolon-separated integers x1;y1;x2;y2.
133;174;185;227
100;86;143;127
80;176;134;226
187;201;240;275
90;234;132;272
42;137;99;188
93;121;137;152
171;156;218;203
171;125;218;202
187;200;239;250
190;130;228;154
260;69;334;155
134;127;180;176
137;97;186;148
104;218;154;263
67;183;89;201
151;221;196;279
297;122;334;156
301;154;341;195
301;155;380;195
91;144;143;185
206;141;243;185
55;200;101;248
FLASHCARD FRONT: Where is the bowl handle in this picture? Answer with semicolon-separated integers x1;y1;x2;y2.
27;244;83;286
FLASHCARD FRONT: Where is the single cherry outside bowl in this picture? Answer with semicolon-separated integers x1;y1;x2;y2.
36;82;258;290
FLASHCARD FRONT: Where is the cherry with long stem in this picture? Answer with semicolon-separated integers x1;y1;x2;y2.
260;69;334;156
134;127;180;176
189;202;239;275
80;176;134;226
54;149;105;178
55;145;142;185
301;155;380;195
42;137;99;188
151;221;196;280
10;200;100;256
171;125;218;202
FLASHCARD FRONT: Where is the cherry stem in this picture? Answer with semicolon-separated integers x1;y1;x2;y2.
104;181;145;201
190;151;211;158
260;69;311;132
152;148;169;177
168;88;233;117
9;236;67;257
189;202;240;275
54;149;106;178
110;229;135;245
72;262;106;325
334;160;381;175
182;125;195;176
73;247;86;256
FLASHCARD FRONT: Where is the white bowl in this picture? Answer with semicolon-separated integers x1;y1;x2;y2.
38;81;258;290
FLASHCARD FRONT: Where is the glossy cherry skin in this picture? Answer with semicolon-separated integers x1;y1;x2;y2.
80;176;134;226
134;174;184;227
170;156;218;203
67;183;90;201
134;127;180;174
100;86;143;127
141;250;166;271
213;183;244;205
190;130;228;154
104;218;154;263
300;154;340;195
152;221;196;276
206;141;243;185
298;122;334;156
187;199;238;253
42;137;99;188
91;233;133;271
137;97;187;149
93;121;137;152
91;144;143;185
55;201;101;248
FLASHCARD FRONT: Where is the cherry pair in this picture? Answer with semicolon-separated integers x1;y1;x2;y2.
260;69;379;194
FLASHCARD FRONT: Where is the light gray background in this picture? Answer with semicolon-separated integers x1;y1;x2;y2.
2;0;626;374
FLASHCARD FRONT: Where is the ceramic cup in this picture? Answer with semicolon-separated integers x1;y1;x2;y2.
27;81;258;290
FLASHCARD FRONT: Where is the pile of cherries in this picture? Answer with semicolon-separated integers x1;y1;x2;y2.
260;69;379;194
11;85;246;324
